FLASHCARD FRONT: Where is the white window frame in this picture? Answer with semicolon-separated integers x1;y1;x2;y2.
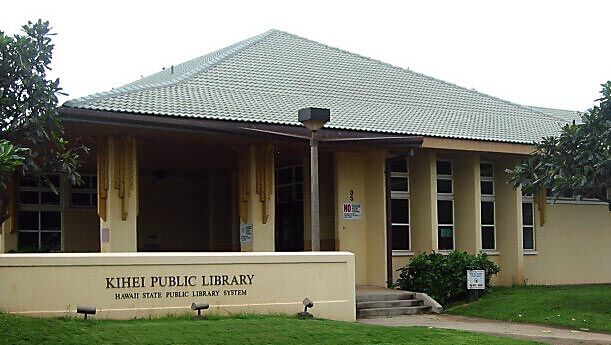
18;175;62;252
436;160;455;252
522;195;536;253
391;159;411;255
480;162;496;251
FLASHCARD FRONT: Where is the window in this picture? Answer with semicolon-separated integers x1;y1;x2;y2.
436;160;454;250
480;162;496;250
275;165;303;203
18;175;62;252
71;175;97;208
390;159;410;252
522;194;535;251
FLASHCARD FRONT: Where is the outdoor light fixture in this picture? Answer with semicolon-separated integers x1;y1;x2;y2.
76;306;96;319
297;297;315;318
298;107;330;132
191;302;210;317
298;107;330;252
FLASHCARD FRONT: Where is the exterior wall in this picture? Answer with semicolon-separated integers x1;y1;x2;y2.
493;158;524;285
0;252;356;321
453;153;480;253
334;151;387;286
99;137;139;252
524;203;611;284
409;150;436;253
241;145;275;252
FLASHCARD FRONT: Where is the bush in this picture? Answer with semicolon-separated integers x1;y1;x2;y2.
395;251;500;304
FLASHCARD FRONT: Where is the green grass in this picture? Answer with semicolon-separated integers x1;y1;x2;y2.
447;284;611;332
0;313;543;345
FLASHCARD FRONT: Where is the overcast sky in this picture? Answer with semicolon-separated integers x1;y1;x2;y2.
2;0;610;111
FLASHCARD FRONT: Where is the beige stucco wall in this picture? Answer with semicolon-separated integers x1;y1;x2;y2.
0;252;356;321
334;151;388;286
524;203;611;284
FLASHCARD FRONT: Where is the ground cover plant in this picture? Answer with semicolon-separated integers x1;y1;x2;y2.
0;313;545;345
447;284;611;332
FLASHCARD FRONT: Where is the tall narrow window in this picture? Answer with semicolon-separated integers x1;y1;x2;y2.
18;175;62;252
436;160;454;251
391;159;410;251
480;162;496;250
522;194;535;250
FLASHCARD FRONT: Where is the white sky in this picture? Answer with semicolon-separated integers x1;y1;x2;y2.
2;0;610;111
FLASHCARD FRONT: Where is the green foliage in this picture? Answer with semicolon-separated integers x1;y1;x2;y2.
0;140;26;190
508;81;611;205
396;251;500;304
0;20;87;223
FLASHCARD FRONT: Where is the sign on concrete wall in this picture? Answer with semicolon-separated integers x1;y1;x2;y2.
467;270;485;290
342;202;362;220
239;224;253;244
0;252;356;321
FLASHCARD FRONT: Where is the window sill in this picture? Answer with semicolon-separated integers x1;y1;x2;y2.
392;250;414;257
547;199;608;206
480;250;500;256
436;250;453;255
523;250;538;256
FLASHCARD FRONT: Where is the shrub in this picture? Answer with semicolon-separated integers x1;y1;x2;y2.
395;251;500;304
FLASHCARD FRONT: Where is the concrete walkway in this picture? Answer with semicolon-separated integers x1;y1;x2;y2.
359;314;611;345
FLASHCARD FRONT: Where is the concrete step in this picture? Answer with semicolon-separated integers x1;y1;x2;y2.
356;291;415;302
356;305;431;318
356;299;423;309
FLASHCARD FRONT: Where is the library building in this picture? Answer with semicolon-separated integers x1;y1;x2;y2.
0;30;608;321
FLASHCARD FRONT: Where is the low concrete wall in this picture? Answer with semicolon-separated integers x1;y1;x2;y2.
0;252;356;321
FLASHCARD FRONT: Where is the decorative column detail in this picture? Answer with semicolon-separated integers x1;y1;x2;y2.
255;144;273;224
0;175;19;235
534;188;547;227
238;148;250;223
97;137;109;221
112;136;136;221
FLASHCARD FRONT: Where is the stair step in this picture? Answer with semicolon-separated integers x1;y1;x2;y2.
356;305;431;318
357;299;423;309
356;291;415;302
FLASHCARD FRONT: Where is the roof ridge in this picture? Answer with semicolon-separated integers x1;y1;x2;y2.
273;30;565;123
64;29;280;107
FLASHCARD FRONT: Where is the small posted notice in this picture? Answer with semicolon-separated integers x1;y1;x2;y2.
466;270;485;290
240;224;253;244
342;202;362;220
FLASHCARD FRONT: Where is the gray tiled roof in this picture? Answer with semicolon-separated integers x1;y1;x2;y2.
525;105;583;124
64;29;569;144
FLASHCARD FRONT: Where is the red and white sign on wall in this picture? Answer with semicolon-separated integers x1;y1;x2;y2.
342;202;362;220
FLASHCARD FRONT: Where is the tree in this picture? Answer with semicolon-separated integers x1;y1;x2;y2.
508;81;611;207
0;20;86;225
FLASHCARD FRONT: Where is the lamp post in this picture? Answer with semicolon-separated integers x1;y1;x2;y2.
298;107;330;251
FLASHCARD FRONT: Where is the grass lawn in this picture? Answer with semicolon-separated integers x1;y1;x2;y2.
0;313;543;345
447;284;611;332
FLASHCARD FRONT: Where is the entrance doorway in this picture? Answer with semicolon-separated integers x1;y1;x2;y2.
275;165;304;251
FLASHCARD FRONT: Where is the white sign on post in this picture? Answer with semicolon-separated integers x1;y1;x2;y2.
467;270;485;290
342;202;362;220
240;224;253;244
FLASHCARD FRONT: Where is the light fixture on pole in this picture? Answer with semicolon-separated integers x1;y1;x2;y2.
298;107;330;251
